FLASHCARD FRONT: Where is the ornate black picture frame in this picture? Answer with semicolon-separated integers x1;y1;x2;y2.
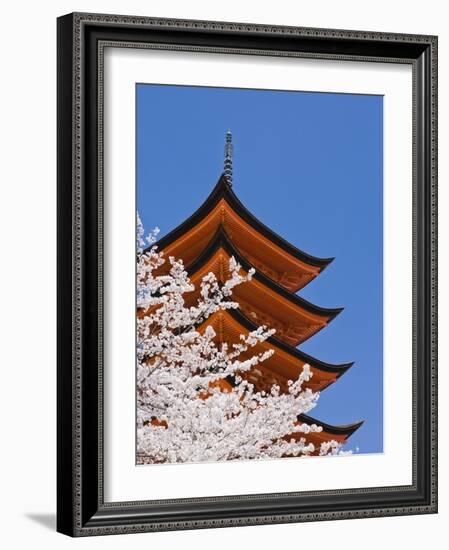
57;12;438;536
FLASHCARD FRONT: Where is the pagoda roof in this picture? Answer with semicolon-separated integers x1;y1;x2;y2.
287;414;363;453
149;174;334;292
186;227;342;346
215;378;363;438
204;378;362;451
297;414;364;438
215;375;362;449
197;308;353;393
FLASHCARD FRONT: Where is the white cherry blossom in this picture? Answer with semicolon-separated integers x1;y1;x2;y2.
136;215;347;464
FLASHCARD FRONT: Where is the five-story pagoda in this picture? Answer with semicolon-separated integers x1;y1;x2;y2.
145;130;362;454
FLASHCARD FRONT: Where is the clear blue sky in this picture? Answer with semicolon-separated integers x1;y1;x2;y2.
136;83;383;454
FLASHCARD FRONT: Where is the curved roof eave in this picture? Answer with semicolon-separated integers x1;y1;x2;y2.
187;226;343;321
297;413;364;437
147;173;334;271
199;307;353;376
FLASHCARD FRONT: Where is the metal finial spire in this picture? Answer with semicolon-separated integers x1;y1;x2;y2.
224;129;233;186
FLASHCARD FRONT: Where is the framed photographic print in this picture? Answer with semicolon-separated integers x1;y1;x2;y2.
57;12;438;536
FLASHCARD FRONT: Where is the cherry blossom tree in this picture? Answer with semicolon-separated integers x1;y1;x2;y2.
136;214;347;464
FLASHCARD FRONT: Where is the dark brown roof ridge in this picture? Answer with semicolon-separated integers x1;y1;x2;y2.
148;173;334;270
297;413;364;437
187;226;343;322
198;307;354;377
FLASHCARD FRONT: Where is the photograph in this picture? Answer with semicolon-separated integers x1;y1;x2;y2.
54;11;437;536
135;84;383;465
0;0;443;545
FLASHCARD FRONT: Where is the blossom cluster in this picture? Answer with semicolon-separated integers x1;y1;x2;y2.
136;215;347;463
